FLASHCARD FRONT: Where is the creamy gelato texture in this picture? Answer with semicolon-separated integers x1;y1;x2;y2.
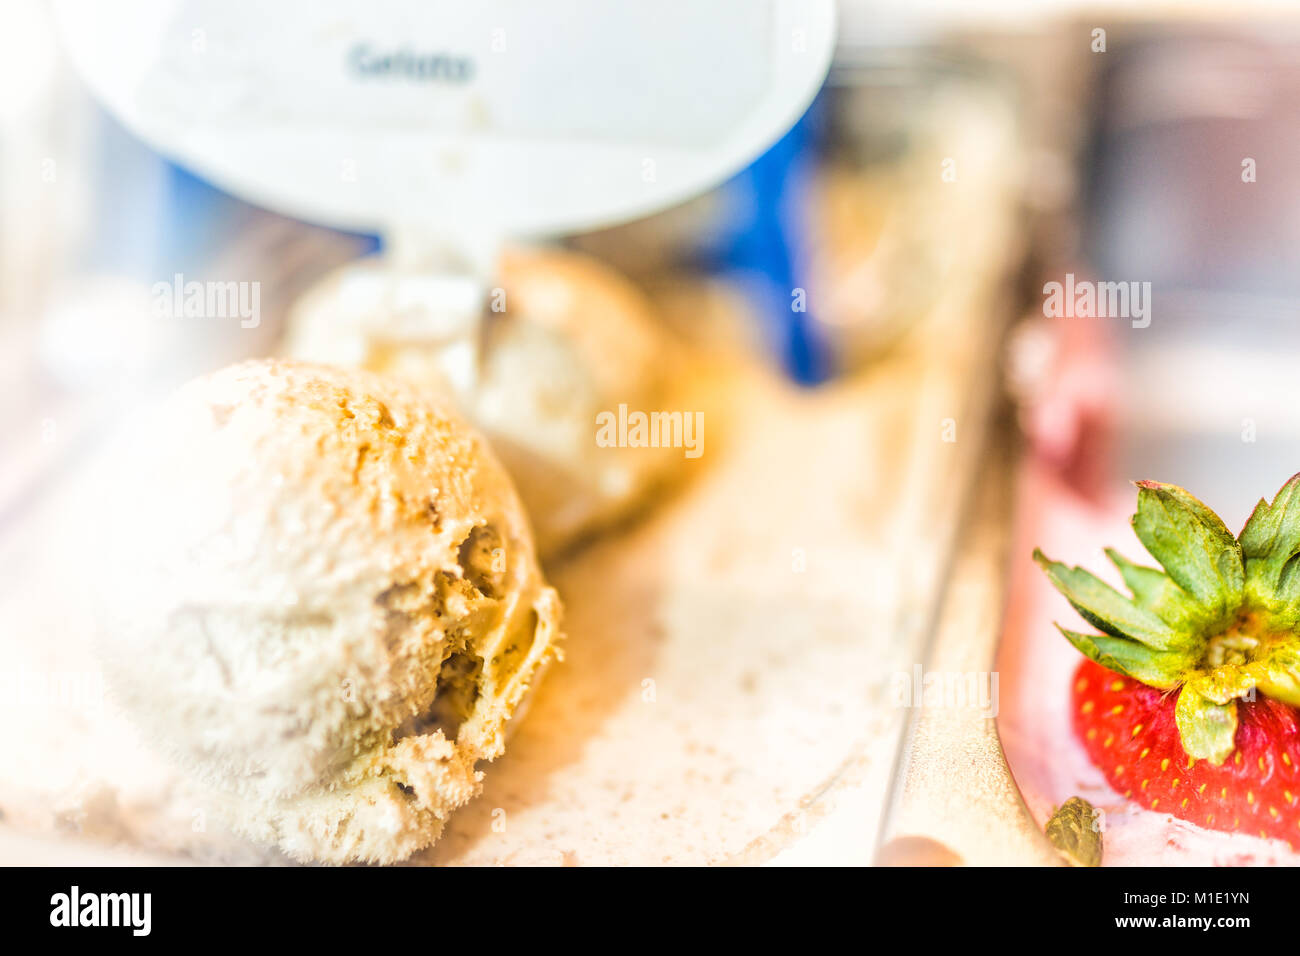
96;359;561;863
286;247;681;556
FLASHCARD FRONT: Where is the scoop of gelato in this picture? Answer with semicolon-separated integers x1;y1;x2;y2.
96;359;561;864
285;246;679;556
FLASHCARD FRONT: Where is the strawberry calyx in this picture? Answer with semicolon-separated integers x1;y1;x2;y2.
1036;474;1300;766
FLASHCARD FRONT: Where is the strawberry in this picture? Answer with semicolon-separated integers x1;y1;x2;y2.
1071;659;1300;844
1036;476;1300;846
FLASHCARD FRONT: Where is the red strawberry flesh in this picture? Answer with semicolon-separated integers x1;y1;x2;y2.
1073;658;1300;846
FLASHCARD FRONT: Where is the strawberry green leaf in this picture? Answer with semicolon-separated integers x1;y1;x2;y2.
1041;479;1300;755
1057;627;1191;688
1104;548;1211;633
1035;550;1182;650
1131;481;1244;625
1173;684;1238;765
1239;473;1300;612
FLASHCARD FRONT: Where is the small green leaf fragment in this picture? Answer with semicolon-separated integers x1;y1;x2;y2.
1045;796;1103;868
1174;685;1238;765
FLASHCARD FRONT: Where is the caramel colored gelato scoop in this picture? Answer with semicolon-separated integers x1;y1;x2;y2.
96;359;561;864
285;247;681;556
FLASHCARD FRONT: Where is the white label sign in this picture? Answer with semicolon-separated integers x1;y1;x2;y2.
56;0;836;236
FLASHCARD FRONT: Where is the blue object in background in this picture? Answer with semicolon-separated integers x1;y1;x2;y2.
700;88;832;385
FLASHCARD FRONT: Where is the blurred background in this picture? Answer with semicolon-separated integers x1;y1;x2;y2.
3;0;1300;865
